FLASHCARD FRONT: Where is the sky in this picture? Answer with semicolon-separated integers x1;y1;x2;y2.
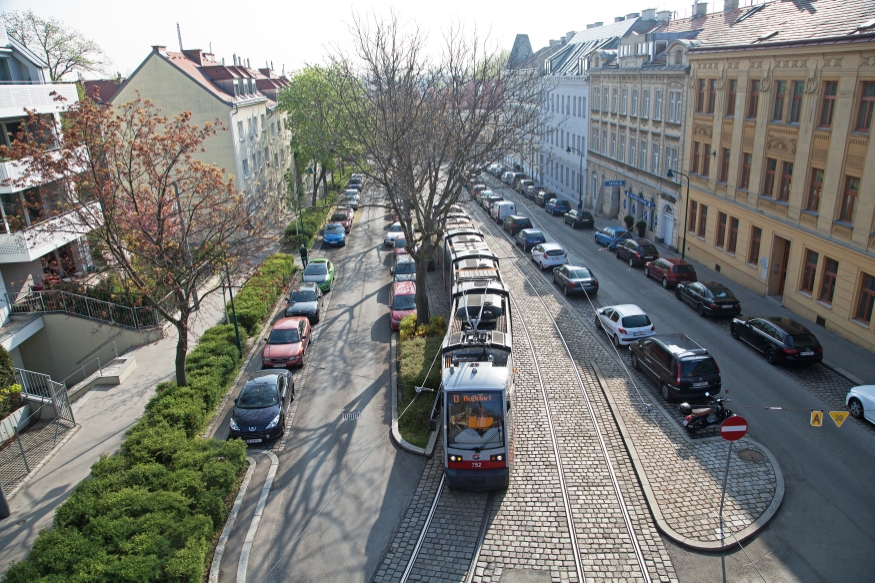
5;0;727;79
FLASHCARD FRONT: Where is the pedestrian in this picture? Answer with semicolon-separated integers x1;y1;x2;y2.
299;243;309;268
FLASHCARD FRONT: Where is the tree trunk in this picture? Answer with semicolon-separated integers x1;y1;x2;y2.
414;256;431;326
312;162;319;207
175;320;188;386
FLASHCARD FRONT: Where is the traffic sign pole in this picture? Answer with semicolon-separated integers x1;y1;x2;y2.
718;440;733;544
717;416;748;544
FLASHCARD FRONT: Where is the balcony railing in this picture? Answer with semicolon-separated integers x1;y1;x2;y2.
0;82;78;117
5;289;161;330
0;200;100;263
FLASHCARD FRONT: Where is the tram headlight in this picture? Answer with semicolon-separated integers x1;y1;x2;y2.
490;454;504;462
449;455;463;462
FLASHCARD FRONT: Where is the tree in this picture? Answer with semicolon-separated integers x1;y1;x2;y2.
323;12;544;323
2;10;109;81
0;96;262;386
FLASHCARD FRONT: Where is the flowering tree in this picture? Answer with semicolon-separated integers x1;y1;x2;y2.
0;94;262;386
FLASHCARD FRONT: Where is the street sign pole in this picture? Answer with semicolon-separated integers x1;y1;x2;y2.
717;415;748;544
718;441;733;544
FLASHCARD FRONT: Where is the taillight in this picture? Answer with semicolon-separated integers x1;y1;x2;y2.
784;348;799;355
618;328;627;334
651;325;656;331
635;252;641;258
734;303;740;309
592;279;598;285
816;347;823;353
710;303;719;309
543;253;548;259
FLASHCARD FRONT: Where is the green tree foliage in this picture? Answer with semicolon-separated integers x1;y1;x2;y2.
0;345;16;389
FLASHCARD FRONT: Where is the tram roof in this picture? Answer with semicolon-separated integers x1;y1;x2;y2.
442;362;509;393
452;280;509;298
442;330;510;353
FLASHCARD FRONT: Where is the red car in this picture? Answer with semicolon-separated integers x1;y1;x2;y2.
331;210;353;233
393;237;409;259
262;317;311;369
389;280;417;330
644;257;698;289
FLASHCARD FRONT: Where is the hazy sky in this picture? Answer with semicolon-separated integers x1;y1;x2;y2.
6;0;714;78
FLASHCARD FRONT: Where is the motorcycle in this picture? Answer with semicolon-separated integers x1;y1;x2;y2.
678;393;733;434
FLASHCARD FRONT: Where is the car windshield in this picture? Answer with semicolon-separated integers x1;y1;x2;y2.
393;294;416;310
621;314;651;328
305;263;328;275
710;286;735;299
326;224;344;233
395;262;416;274
447;391;504;451
680;358;719;378
268;328;299;344
789;334;819;347
395;238;408;249
331;213;347;221
237;383;279;409
641;244;658;254
569;268;593;279
290;290;316;302
389;224;403;233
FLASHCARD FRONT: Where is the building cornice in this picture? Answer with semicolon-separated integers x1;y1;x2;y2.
687;33;875;55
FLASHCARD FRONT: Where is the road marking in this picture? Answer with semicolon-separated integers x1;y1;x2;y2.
208;457;256;583
237;450;279;583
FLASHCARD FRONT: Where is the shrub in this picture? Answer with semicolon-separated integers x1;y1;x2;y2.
399;313;446;341
285;194;338;248
228;254;296;336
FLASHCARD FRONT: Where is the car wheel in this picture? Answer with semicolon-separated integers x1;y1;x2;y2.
662;277;669;289
595;316;602;329
696;303;705;316
613;333;622;348
765;347;778;365
644;267;649;279
661;383;674;402
629;257;635;268
675;288;683;301
616;250;622;259
630;352;640;371
730;324;740;340
848;398;864;419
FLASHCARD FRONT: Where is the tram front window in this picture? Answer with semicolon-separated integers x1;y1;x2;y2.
447;391;503;450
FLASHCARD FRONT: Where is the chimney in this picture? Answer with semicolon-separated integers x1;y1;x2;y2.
549;39;560;46
694;2;707;17
246;58;250;68
656;10;671;21
724;0;739;9
593;21;603;27
614;16;626;22
560;36;566;43
152;45;167;56
182;49;203;65
626;13;640;19
641;8;657;20
566;31;576;40
586;23;595;29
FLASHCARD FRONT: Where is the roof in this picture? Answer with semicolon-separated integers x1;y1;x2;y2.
83;80;122;103
443;362;509;392
606;304;646;315
549;18;645;75
506;34;534;70
392;280;416;294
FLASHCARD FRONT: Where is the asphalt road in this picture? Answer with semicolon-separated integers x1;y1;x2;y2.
485;179;875;583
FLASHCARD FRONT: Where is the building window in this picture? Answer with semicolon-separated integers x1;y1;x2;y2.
654;90;663;120
719;148;730;183
727;217;739;254
778;162;793;202
612;88;618;113
800;250;819;294
789;81;804;123
619;134;626;163
640;141;647;169
707;79;716;114
806;168;824;212
238;121;244;141
855;273;875;325
691;142;701;174
668;92;677;122
748;226;762;265
697;204;707;237
602;130;607;155
739;152;752;189
855;82;875;133
696;79;706;113
261;114;266;133
592;128;599;152
630;138;637;166
621;88;628;114
666;146;678;172
701;144;711;177
642;90;650;119
747;79;760;118
242;158;250;178
763;158;777;197
839;175;860;222
631;89;638;116
610;133;616;158
688;200;698;234
651;142;659;174
820;81;837;128
772;80;787;121
592;88;599;110
819;258;839;304
715;212;727;248
603;87;609;111
726;80;737;116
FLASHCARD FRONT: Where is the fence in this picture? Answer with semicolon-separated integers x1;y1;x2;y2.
5;290;160;330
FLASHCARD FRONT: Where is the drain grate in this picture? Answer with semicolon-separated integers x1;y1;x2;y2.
334;304;348;309
737;448;765;463
342;411;361;421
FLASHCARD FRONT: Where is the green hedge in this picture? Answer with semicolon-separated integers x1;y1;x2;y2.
285;193;337;248
228;253;297;337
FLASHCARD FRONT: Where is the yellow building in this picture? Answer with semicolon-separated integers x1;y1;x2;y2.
681;0;875;352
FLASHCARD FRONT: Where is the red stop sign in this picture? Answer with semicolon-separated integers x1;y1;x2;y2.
720;416;747;441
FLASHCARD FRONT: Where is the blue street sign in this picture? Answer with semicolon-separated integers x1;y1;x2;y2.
604;180;625;187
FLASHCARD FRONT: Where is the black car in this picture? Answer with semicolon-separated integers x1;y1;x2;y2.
552;265;598;296
229;370;294;444
616;238;659;267
286;282;323;323
535;191;557;207
564;209;594;229
730;316;824;365
502;214;533;235
630;333;721;402
675;281;741;317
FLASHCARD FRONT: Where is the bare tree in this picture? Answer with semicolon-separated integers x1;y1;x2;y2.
323;12;545;323
2;10;109;81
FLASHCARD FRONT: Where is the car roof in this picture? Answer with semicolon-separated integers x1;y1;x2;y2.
292;281;320;291
507;215;526;220
663;257;692;265
395;254;415;264
540;242;564;250
522;229;543;236
630;237;652;244
609;304;646;315
563;265;592;273
651;333;708;355
765;316;812;333
310;258;329;264
392;280;416;295
700;280;729;289
248;370;287;383
273;316;307;329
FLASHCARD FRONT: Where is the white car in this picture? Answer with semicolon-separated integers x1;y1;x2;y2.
384;222;404;246
847;385;875;424
595;304;656;347
531;242;568;270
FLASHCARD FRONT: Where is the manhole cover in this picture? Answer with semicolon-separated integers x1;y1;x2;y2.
342;411;360;421
737;448;765;463
335;304;347;309
16;520;26;526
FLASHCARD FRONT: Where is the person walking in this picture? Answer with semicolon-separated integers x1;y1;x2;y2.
299;243;309;268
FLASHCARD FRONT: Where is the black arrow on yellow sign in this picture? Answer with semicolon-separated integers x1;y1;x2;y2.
810;410;823;427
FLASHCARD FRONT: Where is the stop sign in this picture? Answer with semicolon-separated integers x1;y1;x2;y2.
720;416;747;441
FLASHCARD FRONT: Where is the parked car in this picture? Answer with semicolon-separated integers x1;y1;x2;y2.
645;258;697;289
323;223;347;247
531;242;568;270
594;225;633;250
490;200;516;222
471;184;488;199
389;280;417;330
501;171;516;184
392;254;417;282
344;191;361;209
545;198;572;216
503;214;533;235
524;184;540;199
285;282;323;323
595;304;655;347
393;236;409;258
535;191;557;207
615;237;659;267
302;258;335;292
564;209;594;229
847;385;875;424
552;265;599;296
482;193;503;210
730;316;823;365
516;178;534;195
384;222;405;246
629;333;722;402
229;370;294;444
330;211;352;233
675;281;741;316
515;228;546;252
261;317;311;369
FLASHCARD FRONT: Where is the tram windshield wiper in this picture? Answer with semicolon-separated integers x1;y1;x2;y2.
474;424;503;452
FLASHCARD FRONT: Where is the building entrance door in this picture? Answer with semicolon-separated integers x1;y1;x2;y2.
660;203;674;248
768;235;792;297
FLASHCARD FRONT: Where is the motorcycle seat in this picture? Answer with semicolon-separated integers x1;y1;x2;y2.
691;407;712;417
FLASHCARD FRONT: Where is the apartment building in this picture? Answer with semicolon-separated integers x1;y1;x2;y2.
110;47;293;218
680;0;875;351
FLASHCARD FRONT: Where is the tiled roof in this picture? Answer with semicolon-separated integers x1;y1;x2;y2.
159;50;266;105
83;80;122;103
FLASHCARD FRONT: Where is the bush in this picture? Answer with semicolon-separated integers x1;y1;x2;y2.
285;194;337;248
399;314;446;341
228;254;296;336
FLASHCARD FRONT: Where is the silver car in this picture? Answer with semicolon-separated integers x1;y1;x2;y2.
531;242;568;270
595;304;656;347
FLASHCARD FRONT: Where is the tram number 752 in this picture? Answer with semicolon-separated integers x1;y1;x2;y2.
471;462;482;468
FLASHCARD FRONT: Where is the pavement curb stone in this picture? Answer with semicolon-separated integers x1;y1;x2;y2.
389;332;438;457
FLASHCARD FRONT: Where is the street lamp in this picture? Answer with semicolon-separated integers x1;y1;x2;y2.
666;168;690;260
566;146;584;209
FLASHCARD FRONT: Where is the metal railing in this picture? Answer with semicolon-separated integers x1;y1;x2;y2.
5;290;161;330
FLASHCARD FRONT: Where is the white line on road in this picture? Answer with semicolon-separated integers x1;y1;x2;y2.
237;450;279;583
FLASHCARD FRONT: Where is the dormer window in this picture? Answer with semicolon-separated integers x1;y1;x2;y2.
675;50;683;65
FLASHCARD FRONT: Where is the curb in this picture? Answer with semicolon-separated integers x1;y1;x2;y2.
5;423;81;502
237;450;279;583
822;359;865;386
389;332;438;457
592;361;785;552
208;456;256;583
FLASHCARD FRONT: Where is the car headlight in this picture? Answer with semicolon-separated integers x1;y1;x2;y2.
265;414;280;430
230;418;239;431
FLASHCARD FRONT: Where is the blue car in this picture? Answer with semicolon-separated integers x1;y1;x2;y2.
323;223;347;247
546;198;572;216
593;225;632;250
515;228;547;252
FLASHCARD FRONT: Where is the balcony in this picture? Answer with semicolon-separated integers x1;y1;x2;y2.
0;82;78;119
0;201;100;264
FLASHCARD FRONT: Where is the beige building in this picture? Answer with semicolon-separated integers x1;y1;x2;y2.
110;47;293;217
680;0;875;351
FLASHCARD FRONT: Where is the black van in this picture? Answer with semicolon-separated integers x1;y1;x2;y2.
629;333;721;402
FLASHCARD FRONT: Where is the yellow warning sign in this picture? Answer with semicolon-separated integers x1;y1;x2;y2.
829;411;849;428
810;411;823;427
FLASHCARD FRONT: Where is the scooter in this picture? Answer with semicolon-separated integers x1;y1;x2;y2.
678;393;733;434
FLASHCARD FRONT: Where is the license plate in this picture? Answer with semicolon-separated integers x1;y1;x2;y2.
682;419;689;427
634;331;646;336
801;351;814;356
693;382;708;387
722;305;734;309
644;256;654;260
245;438;262;444
272;364;285;368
